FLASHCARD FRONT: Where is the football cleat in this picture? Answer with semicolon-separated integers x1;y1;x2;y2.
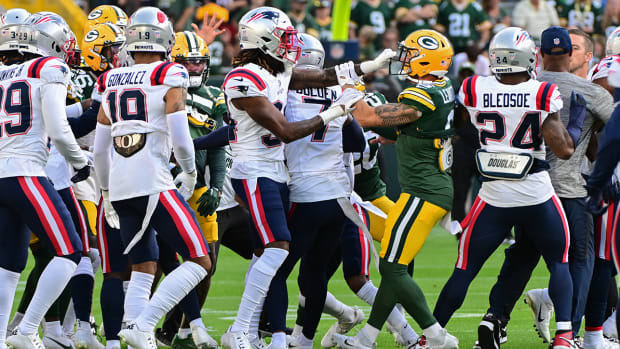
321;307;365;348
249;335;267;349
604;311;618;340
287;336;312;349
171;334;196;349
42;334;76;349
221;328;252;349
582;337;620;349
190;326;218;349
525;288;554;343
550;331;578;349
407;330;459;349
6;330;45;349
386;321;419;346
333;334;375;349
118;324;157;349
476;314;501;349
473;323;507;348
74;326;105;349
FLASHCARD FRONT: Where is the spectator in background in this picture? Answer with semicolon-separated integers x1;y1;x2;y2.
512;0;559;42
216;0;249;19
451;43;491;76
196;0;230;23
393;0;438;41
436;0;491;54
381;28;399;51
166;0;197;31
289;0;320;38
350;0;392;50
569;28;595;78
482;0;510;33
314;0;332;41
601;0;620;37
358;25;377;61
557;0;604;36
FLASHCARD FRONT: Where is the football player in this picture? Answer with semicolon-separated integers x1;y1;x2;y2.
0;11;91;349
92;7;212;349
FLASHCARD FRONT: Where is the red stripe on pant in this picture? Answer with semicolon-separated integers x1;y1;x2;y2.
456;200;486;270
96;200;111;274
611;204;620;271
168;190;208;256
551;194;570;263
242;179;275;245
159;190;206;258
355;204;369;276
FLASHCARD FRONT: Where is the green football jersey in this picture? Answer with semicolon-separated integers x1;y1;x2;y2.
354;91;388;201
394;0;437;41
351;1;393;49
557;0;603;35
317;18;332;41
437;0;488;53
396;78;455;210
186;85;228;190
68;68;97;103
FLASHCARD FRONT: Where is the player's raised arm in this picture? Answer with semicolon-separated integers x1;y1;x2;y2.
542;112;575;160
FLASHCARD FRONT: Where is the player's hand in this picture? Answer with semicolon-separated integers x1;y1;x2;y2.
335;61;362;86
101;190;120;229
318;89;364;124
174;170;197;200
192;14;226;46
567;91;587;147
196;187;221;217
71;162;91;183
360;49;397;74
585;185;607;216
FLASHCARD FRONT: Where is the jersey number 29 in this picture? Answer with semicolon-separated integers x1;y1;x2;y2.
0;82;32;138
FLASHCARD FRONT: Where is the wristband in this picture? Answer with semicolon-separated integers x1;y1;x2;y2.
318;107;344;125
360;61;378;75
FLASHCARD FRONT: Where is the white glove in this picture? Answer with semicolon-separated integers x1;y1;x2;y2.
318;88;364;124
101;190;120;229
360;49;397;74
174;170;197;200
335;61;362;86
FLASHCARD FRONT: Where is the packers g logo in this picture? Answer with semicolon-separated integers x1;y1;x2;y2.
84;29;99;42
417;36;439;50
88;9;102;20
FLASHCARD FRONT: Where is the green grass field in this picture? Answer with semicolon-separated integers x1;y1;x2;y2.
12;227;561;348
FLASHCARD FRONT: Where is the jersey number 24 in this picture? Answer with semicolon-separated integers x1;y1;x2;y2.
476;111;542;150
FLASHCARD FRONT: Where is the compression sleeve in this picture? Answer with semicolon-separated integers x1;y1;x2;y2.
93;122;112;190
167;110;196;173
342;118;366;152
193;125;231;150
41;83;88;169
68;100;100;138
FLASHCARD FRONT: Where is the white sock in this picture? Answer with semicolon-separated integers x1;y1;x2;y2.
123;271;154;323
297;334;312;347
248;295;264;340
0;268;20;346
244;254;260;286
271;332;286;347
189;318;205;331
584;328;603;346
106;339;120;349
62;301;76;336
423;323;443;339
135;262;207;332
74;257;95;277
19;257;77;335
557;321;572;331
292;324;303;338
542;288;553;305
356;280;377;306
177;328;192;339
231;248;288;333
323;292;350;322
8;312;23;333
298;293;305;307
77;320;91;331
88;248;101;274
359;324;380;344
356;280;415;340
44;321;62;337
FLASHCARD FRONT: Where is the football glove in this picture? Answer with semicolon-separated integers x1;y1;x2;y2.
101;190;120;229
335;61;362;86
196;187;221;217
360;49;397;74
71;161;92;183
174;170;197;200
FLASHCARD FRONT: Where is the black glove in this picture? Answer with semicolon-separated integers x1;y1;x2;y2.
196;187;221;217
71;162;91;183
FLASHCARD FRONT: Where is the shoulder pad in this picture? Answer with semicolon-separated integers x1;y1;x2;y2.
460;76;479;107
223;67;269;99
96;70;110;94
30;57;71;85
398;86;436;111
152;62;189;88
535;81;560;112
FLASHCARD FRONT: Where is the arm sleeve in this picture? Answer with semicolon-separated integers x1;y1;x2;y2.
588;105;620;189
167;110;196;173
41;83;88;169
65;102;83;118
342;118;366;152
93;122;112;190
207;146;226;190
193;125;231;149
68;100;100;138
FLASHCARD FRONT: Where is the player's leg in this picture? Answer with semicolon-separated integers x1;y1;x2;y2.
218;205;254;260
368;195;395;242
223;178;290;347
97;201;130;349
7;177;82;348
584;258;615;349
433;199;511;327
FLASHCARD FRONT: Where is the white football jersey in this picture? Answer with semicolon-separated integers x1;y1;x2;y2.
459;75;563;207
285;86;350;202
588;55;620;81
353;130;379;175
217;146;238;211
222;63;291;183
45;145;72;190
98;61;189;201
0;57;72;178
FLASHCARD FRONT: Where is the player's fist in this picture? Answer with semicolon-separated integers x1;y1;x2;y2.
175;170;197;201
101;190;120;229
71;162;92;183
196;187;221;217
360;49;397;74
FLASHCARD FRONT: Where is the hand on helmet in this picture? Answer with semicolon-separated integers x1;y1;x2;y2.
361;49;397;74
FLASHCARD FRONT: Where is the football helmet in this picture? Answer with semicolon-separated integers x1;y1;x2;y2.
172;31;210;87
391;29;453;79
606;27;620;56
238;7;300;65
125;7;175;57
84;5;128;33
0;8;31;25
82;23;125;71
297;33;325;68
18;12;79;64
489;27;536;76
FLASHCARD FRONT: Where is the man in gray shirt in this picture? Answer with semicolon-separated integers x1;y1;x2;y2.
478;26;614;346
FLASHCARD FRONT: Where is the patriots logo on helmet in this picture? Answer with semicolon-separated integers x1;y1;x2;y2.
247;10;280;23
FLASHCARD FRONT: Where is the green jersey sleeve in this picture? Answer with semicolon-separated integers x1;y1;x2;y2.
398;87;436;114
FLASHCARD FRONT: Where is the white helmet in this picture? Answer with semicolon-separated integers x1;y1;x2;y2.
297;33;324;68
125;7;175;56
606;27;620;56
489;27;537;76
238;7;300;65
0;8;31;25
18;12;79;64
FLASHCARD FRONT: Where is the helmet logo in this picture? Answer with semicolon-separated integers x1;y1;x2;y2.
88;9;102;20
247;10;280;23
157;11;166;23
417;36;439;50
85;29;99;42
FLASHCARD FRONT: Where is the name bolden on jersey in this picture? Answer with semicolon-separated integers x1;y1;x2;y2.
483;93;531;108
294;87;338;100
107;70;148;87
